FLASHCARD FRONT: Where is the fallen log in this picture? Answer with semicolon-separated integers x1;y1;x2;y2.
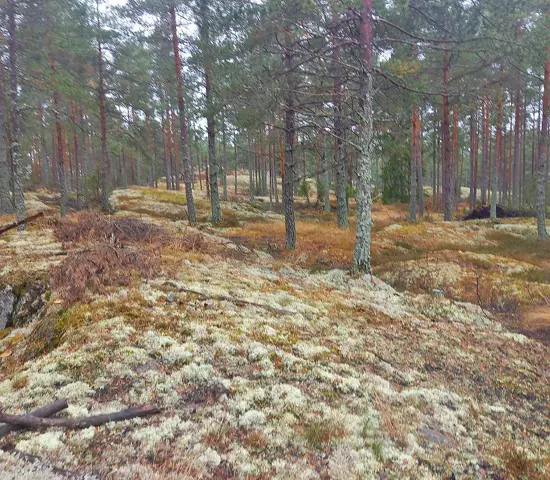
0;212;44;236
0;405;160;430
0;399;68;439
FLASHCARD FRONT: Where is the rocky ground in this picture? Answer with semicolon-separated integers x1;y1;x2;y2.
0;187;549;479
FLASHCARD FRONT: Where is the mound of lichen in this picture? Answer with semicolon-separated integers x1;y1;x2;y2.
1;189;549;479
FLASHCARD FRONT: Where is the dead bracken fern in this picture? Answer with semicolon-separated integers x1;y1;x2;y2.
50;244;159;305
55;211;165;244
54;210;205;252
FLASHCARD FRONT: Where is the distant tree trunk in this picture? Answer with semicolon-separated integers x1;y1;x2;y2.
283;32;296;250
170;110;180;191
222;115;228;201
481;97;490;204
121;147;128;189
352;0;374;273
273;139;279;204
7;0;25;227
198;0;220;222
96;2;109;212
0;65;11;214
452;104;460;202
320;132;330;212
161;107;172;190
469;106;477;210
48;44;68;218
204;152;210;199
248;131;254;202
234;131;238;195
521;97;527;204
492;85;503;220
513;86;521;207
268;142;273;207
442;50;453;221
170;6;196;224
71;102;82;209
536;58;549;239
196;141;202;191
38;105;51;188
432;115;437;201
409;102;422;222
418;117;424;217
331;8;348;229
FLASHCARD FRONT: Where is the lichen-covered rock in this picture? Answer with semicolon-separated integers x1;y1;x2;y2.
0;284;15;329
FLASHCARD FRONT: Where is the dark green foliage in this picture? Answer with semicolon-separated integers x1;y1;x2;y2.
381;135;410;204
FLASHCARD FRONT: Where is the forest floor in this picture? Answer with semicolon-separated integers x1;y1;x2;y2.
1;182;550;479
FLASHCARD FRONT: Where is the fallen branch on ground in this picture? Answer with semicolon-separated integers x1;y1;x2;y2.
0;212;45;236
0;405;160;430
0;399;68;439
167;283;299;316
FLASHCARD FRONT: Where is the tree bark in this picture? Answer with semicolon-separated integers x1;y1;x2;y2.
96;3;110;212
409;102;420;222
492;84;503;220
234;131;238;195
331;8;348;229
536;58;549;239
513;86;522;207
481;97;490;204
469;106;477;210
198;0;220;222
418;116;424;217
452;104;460;202
248;131;254;202
48;44;68;218
442;50;453;221
7;0;25;227
0;65;12;214
222;114;228;201
283;32;297;250
71;102;82;209
352;0;374;273
170;6;196;224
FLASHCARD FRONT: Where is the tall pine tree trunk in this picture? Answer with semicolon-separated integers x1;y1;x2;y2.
331;8;348;229
442;50;453;221
222;114;228;201
352;0;374;273
492;85;503;220
283;33;296;249
513;86;522;207
198;0;220;222
170;6;196;224
48;43;67;217
409;103;419;222
469;107;477;210
536;58;549;239
481;97;490;204
96;4;109;212
0;65;11;214
7;0;25;227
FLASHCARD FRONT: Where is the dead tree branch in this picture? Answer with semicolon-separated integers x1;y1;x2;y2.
0;405;160;430
0;399;68;439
